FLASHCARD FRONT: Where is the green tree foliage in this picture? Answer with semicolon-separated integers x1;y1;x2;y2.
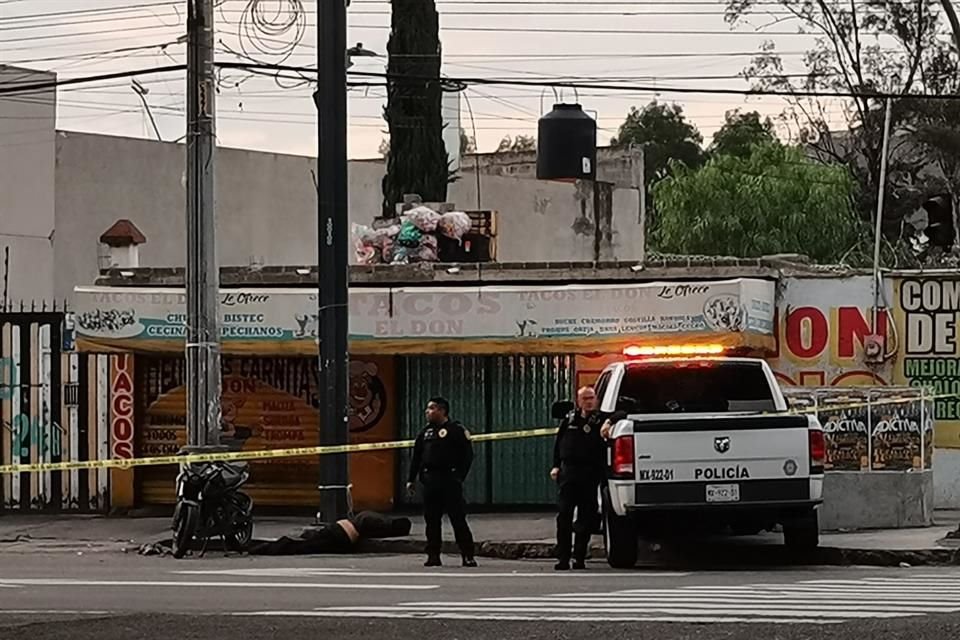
611;102;704;216
710;110;778;158
381;0;448;217
612;101;704;183
652;143;862;263
724;0;959;259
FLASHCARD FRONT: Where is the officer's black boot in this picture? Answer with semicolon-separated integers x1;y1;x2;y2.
572;533;589;570
462;555;478;568
424;555;442;567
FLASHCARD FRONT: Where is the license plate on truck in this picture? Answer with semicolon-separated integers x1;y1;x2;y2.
706;484;740;503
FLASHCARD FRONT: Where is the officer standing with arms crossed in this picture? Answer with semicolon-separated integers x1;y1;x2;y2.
407;397;478;568
550;386;615;570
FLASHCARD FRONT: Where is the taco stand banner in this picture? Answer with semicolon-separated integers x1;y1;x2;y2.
73;279;776;355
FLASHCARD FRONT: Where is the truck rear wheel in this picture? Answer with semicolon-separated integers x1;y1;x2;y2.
602;488;637;569
783;510;819;550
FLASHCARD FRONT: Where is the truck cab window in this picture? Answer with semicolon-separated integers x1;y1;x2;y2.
620;361;775;414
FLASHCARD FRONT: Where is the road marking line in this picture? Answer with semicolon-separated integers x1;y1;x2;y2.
235;611;841;624
232;611;843;625
0;610;111;615
174;568;689;579
326;604;948;617
0;579;437;591
486;594;960;603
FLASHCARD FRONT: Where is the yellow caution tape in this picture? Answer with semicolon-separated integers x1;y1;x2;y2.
0;427;558;475
0;392;950;476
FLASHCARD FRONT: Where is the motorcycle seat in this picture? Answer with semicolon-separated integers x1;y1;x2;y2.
219;462;248;489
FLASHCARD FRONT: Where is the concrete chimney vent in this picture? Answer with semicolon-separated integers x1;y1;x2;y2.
98;219;146;270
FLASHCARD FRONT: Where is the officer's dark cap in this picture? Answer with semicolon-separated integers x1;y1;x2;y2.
428;397;450;414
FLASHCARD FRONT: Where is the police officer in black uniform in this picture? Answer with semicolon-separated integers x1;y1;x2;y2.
407;397;478;568
551;386;608;571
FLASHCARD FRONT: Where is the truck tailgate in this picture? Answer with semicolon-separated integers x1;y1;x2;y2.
630;414;812;505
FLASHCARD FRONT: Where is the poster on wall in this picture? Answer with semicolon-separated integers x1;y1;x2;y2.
782;388;816;413
818;392;870;472
893;278;960;449
869;392;923;471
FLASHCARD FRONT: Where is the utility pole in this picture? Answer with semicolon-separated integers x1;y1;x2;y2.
185;0;222;448
316;0;350;521
871;98;893;335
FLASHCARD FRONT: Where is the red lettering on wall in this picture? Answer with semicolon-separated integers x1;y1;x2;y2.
112;393;132;417
837;307;885;359
785;307;828;359
781;305;882;362
111;355;135;460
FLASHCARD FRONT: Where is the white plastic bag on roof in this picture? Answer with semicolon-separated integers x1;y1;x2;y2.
403;206;442;233
438;211;471;240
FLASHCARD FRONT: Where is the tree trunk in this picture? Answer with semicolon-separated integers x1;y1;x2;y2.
381;0;448;218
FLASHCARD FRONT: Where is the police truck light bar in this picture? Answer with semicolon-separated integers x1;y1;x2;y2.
622;344;726;357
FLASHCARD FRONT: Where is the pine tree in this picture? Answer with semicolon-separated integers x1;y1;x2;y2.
381;0;449;217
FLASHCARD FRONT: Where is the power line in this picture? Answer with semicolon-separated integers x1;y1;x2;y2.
4;61;956;102
347;23;859;36
346;0;894;4
0;23;178;46
2;41;182;69
0;65;186;96
3;2;181;25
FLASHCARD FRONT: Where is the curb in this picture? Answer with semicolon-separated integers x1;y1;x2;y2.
138;535;960;567
360;538;960;567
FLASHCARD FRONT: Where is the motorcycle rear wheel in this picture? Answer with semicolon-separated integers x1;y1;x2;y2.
172;503;199;559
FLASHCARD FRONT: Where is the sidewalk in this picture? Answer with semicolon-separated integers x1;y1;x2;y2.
1;511;958;566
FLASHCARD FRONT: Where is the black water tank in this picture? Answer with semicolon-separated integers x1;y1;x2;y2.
536;103;597;181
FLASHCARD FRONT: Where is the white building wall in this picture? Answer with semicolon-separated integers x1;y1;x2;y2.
0;66;56;304
50;133;642;300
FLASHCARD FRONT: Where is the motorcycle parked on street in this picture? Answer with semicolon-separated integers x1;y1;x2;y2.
171;459;254;559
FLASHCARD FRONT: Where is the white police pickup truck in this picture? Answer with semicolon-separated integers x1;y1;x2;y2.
567;347;825;569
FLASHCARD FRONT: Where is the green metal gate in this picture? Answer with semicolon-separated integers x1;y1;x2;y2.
398;354;574;507
489;355;573;504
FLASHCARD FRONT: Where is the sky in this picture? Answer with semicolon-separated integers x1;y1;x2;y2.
1;0;857;160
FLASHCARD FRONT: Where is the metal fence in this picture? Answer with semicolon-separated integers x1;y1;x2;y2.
0;306;108;512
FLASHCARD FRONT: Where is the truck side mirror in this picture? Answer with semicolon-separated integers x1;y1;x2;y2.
552;400;575;420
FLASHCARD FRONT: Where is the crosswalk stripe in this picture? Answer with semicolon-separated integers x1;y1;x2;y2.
319;605;922;619
487;595;960;604
297;575;960;624
237;611;841;624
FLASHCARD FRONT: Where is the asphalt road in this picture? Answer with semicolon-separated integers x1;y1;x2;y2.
2;553;960;639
